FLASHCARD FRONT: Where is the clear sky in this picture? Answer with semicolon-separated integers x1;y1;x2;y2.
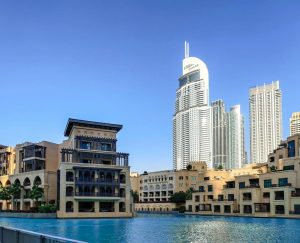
0;1;300;173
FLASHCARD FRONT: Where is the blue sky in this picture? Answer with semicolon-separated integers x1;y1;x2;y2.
0;1;300;172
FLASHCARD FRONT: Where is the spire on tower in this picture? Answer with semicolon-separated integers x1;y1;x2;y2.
184;41;190;58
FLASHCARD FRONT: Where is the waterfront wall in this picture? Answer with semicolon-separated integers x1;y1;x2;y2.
0;226;86;243
0;212;56;218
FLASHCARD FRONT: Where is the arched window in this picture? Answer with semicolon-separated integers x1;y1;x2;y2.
143;185;148;191
149;185;154;191
168;184;174;189
162;184;167;190
155;184;160;190
34;176;42;186
23;177;31;187
5;180;11;187
14;179;21;185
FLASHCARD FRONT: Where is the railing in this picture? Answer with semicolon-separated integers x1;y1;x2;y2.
75;192;119;197
0;226;86;243
291;192;300;197
289;211;300;215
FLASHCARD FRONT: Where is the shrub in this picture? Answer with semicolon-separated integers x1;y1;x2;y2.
38;203;57;213
178;206;186;213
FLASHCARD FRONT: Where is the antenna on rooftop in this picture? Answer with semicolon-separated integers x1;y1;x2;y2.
184;41;190;58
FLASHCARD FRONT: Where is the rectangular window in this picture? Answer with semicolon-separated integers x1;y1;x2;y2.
101;143;112;151
207;185;213;192
288;140;296;157
80;141;92;150
239;182;245;189
199;186;205;192
283;165;294;171
278;178;288;187
204;177;210;181
264;179;272;188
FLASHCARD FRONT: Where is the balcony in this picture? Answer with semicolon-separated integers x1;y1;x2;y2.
75;192;119;197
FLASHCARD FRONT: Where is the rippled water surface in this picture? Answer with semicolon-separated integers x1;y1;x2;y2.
0;213;299;242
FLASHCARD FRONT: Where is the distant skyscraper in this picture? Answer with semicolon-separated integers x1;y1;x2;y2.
249;81;282;164
212;99;228;168
227;105;246;169
173;42;212;170
290;112;300;136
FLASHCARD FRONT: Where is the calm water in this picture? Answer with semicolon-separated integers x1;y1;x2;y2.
0;213;299;243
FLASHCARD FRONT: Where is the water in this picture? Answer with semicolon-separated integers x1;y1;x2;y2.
0;213;299;243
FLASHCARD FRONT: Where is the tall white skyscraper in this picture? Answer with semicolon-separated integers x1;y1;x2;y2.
290;112;300;136
212;99;228;168
173;42;212;170
249;81;282;164
227;105;246;169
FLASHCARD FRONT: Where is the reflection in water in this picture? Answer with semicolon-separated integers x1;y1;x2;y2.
0;213;299;243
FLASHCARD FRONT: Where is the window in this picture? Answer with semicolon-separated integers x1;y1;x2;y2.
283;165;294;171
199;186;205;192
239;182;245;189
288;140;295;157
264;179;272;188
278;178;288;187
169;177;173;180
204;177;210;181
101;143;112;151
263;192;270;198
275;191;284;200
207;185;213;192
228;194;235;201
80;141;92;150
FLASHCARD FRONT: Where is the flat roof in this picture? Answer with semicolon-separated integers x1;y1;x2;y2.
64;118;123;136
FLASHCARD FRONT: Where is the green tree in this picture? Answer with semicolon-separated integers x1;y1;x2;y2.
8;182;21;210
217;164;223;170
169;192;186;204
185;187;194;200
0;185;11;210
29;183;44;207
186;164;192;171
132;190;139;203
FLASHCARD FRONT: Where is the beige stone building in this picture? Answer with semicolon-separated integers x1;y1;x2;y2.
56;119;132;218
132;163;206;212
186;134;300;217
0;118;133;218
0;142;58;210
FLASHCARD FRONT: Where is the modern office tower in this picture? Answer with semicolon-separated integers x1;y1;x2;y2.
249;81;282;164
227;105;246;169
173;42;212;170
212;100;228;168
290;112;300;136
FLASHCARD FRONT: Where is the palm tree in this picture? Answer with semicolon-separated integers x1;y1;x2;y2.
29;183;44;208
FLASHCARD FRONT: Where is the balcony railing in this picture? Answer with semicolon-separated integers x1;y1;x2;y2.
75;192;119;197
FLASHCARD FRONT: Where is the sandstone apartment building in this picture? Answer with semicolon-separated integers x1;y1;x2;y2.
0;118;133;218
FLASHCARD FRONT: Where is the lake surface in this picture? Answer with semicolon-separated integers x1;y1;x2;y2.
0;213;299;242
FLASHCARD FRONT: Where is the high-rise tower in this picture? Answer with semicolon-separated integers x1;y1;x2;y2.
249;81;282;164
173;42;212;170
212;99;228;168
227;105;246;169
290;112;300;136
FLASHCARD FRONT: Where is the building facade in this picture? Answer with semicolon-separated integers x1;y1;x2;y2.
0;118;133;218
290;112;300;136
212;100;228;168
0;142;59;211
173;42;212;170
187;134;300;217
227;105;246;169
133;162;207;212
249;81;282;164
57;119;132;218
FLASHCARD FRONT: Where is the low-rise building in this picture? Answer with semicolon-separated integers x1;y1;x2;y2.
187;134;300;217
57;118;132;218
